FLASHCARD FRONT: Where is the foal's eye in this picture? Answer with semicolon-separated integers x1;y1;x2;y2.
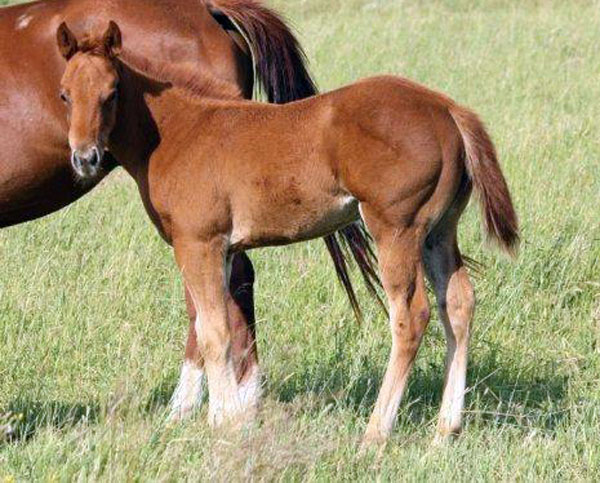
59;91;70;103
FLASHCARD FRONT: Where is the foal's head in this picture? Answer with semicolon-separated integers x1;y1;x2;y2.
57;21;122;179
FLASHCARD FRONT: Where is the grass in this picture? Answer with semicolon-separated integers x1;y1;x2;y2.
1;0;600;480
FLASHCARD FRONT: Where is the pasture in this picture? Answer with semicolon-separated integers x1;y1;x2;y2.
1;0;599;480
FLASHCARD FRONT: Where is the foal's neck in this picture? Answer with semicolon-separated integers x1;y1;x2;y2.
110;60;252;177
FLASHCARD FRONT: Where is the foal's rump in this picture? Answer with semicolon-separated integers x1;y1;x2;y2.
329;76;460;215
328;76;517;248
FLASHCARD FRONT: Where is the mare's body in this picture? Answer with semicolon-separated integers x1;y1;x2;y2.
0;0;252;226
59;24;518;443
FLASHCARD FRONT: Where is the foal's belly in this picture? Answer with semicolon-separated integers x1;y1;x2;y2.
229;194;360;251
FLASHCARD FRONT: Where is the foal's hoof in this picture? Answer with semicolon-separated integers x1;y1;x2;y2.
208;404;259;433
167;406;195;424
359;430;388;455
432;428;461;447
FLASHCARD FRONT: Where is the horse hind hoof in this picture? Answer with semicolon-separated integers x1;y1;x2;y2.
359;429;389;456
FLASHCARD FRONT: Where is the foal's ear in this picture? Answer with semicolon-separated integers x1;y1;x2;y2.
56;22;78;60
103;21;122;58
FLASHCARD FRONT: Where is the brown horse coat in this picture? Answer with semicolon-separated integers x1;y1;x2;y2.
58;23;518;443
0;0;328;421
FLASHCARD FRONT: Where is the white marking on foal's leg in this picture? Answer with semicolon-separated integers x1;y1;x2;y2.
168;360;205;421
206;359;246;428
365;305;411;441
205;358;261;429
15;14;33;30
426;258;474;444
169;309;205;421
238;365;262;409
435;328;469;442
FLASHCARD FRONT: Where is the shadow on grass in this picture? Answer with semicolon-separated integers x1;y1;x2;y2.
142;347;569;435
1;400;99;444
145;378;180;414
273;348;569;434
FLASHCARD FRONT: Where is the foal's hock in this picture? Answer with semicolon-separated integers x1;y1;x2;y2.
57;21;518;445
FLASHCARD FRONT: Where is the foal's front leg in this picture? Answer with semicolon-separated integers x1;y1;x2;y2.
169;253;260;421
174;236;257;427
167;286;206;421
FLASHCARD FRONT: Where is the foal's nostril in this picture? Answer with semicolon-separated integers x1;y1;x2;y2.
90;147;100;166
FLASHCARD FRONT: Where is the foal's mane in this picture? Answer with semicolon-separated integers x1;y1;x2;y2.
77;37;242;101
119;51;242;99
120;49;243;100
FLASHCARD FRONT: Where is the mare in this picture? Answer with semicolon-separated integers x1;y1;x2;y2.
57;22;518;444
0;0;378;419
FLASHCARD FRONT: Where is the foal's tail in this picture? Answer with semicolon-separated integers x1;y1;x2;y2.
449;105;519;256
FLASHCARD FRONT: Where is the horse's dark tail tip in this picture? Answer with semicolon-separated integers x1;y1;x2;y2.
325;223;387;324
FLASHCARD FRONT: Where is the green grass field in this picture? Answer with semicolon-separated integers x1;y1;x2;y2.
1;0;600;480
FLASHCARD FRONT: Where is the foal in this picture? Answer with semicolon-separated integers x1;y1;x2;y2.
57;22;518;444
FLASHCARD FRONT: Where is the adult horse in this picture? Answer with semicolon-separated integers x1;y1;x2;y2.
57;22;518;444
0;0;379;419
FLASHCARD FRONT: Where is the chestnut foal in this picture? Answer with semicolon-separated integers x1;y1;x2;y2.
3;0;342;424
57;22;518;444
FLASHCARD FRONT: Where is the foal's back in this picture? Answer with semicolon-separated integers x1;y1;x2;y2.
160;75;465;249
171;74;460;179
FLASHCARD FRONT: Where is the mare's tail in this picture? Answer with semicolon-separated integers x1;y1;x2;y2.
207;0;384;320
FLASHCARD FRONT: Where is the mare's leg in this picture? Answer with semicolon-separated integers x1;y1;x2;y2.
226;253;261;402
361;206;430;445
424;231;474;441
169;253;260;420
174;237;256;427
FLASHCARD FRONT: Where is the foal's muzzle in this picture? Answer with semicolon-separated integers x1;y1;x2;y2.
71;146;104;179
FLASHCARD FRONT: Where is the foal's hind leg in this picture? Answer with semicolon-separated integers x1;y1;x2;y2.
424;232;474;441
169;253;260;421
361;209;430;445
